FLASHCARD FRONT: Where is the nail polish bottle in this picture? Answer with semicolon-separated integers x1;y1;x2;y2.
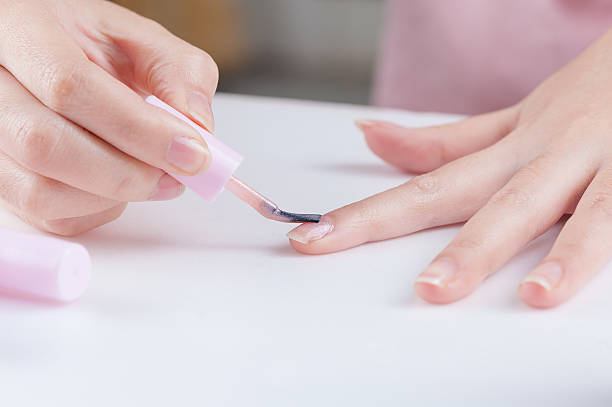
0;228;91;302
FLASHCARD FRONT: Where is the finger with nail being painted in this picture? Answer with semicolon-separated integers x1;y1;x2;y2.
290;27;612;308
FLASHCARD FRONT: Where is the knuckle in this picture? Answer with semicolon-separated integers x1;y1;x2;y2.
592;171;612;192
201;52;219;80
115;118;140;147
144;18;165;32
112;169;157;201
140;16;170;35
20;178;50;218
145;55;169;86
588;191;612;219
396;175;444;225
353;200;381;224
486;152;557;211
13;118;58;172
185;48;219;83
42;62;85;111
515;156;551;181
410;174;439;194
352;200;386;238
147;49;218;91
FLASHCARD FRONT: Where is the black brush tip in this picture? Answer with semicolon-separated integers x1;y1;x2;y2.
275;210;322;223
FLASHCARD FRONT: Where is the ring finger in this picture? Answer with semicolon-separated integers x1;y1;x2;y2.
0;150;120;221
414;143;597;304
519;164;612;308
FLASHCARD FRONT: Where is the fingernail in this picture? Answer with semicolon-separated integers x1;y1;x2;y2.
188;91;215;132
287;216;334;244
355;120;379;131
149;173;185;201
167;136;209;174
522;262;564;290
355;120;397;132
415;258;458;287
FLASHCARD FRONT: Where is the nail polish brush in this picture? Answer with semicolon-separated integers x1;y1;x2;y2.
146;96;321;224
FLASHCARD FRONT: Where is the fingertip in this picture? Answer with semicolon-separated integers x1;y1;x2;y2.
356;119;401;145
287;236;342;255
287;215;333;242
355;119;392;132
356;119;442;173
43;204;127;236
518;282;561;309
518;262;565;308
413;280;475;305
288;238;318;255
356;119;397;157
287;215;342;254
413;281;456;304
413;258;484;304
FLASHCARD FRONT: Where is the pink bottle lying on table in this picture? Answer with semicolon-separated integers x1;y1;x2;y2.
0;97;241;303
0;228;91;302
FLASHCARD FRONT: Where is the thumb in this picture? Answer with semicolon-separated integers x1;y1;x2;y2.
355;106;519;174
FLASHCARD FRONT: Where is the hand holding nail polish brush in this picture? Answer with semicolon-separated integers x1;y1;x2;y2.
0;96;318;304
146;96;322;224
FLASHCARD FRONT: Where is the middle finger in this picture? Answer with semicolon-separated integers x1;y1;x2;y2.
0;67;182;202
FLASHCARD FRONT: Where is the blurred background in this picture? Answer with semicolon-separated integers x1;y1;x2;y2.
113;0;384;104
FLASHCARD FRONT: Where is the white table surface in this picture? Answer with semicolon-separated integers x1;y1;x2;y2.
1;94;611;406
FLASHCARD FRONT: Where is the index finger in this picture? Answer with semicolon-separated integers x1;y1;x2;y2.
288;142;519;254
0;16;209;176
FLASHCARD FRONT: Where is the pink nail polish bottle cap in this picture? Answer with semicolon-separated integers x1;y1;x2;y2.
146;95;243;202
0;228;91;302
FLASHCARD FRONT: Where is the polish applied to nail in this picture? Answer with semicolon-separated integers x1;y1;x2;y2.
522;262;564;291
287;216;334;244
415;258;458;287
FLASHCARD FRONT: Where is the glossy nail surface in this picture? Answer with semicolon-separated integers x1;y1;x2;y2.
287;216;334;244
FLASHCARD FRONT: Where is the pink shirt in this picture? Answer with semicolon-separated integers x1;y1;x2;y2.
374;0;612;114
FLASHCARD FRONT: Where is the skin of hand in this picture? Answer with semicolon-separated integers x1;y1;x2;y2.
0;0;218;235
288;28;612;309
